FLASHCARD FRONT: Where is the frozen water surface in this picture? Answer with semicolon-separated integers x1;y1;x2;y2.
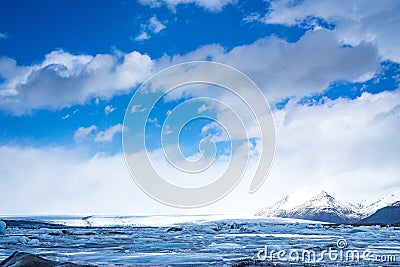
0;215;399;266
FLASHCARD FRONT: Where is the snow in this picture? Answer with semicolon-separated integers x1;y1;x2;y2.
46;214;251;228
362;190;400;216
43;214;321;228
291;191;363;220
256;190;400;222
255;195;293;216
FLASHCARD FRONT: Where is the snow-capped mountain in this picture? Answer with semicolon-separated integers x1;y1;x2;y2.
256;190;400;224
361;201;400;224
255;195;292;217
361;191;400;216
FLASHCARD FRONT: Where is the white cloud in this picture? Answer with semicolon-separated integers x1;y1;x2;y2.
147;117;161;127
74;125;98;142
74;124;123;143
197;104;210;113
163;124;173;134
94;123;123;143
0;50;153;114
0;146;152;215
242;13;261;23
139;0;236;12
201;121;229;142
149;16;166;33
158;29;380;101
0;32;7;39
0;144;258;215
104;105;116;115
263;0;400;62
61;114;70;120
117;85;400;208
134;32;150;41
1;23;380;115
131;104;146;113
134;16;166;42
265;89;400;203
1;89;399;214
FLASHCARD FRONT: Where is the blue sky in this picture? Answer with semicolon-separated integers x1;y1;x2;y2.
1;0;400;214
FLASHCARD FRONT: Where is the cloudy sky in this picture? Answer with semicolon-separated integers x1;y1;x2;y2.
0;0;399;215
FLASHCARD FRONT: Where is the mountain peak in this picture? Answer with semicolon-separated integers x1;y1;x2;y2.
256;190;363;223
363;190;400;215
317;190;331;198
256;190;400;223
281;195;290;203
305;190;336;207
255;195;291;216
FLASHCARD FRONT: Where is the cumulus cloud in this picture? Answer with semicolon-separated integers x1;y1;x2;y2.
134;16;166;41
1;89;400;214
134;32;150;41
263;0;400;62
0;27;382;115
149;16;166;33
74;124;122;143
266;89;400;203
5;86;400;214
104;105;116;115
94;123;123;142
158;29;380;101
74;125;98;142
0;50;153;114
139;0;236;12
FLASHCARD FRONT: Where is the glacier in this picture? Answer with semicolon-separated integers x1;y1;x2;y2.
0;215;399;266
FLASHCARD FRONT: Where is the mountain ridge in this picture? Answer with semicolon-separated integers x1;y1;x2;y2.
256;190;400;224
